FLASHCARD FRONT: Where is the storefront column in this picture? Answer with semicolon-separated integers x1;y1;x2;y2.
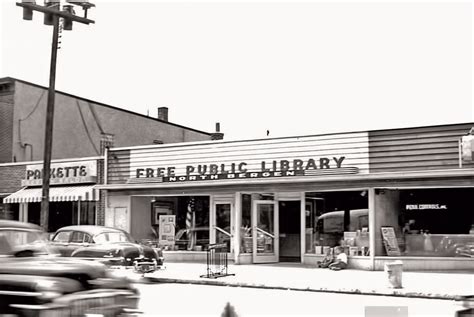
234;192;242;264
368;188;376;271
19;203;28;222
300;192;305;263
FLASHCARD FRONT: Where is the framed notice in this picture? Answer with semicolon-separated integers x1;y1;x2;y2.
159;215;176;246
380;227;401;256
152;201;173;225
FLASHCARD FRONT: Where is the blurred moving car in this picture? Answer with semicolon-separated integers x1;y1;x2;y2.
51;225;164;273
0;220;140;316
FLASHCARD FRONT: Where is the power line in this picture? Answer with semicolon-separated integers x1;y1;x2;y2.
18;89;46;146
87;101;105;135
76;99;100;155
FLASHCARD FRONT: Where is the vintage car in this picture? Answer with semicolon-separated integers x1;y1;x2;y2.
51;225;164;273
174;227;231;251
0;219;140;316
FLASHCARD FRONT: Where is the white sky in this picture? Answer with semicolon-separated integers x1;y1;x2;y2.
1;0;473;140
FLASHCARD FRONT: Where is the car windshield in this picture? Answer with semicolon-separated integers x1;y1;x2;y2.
0;229;49;256
94;232;132;244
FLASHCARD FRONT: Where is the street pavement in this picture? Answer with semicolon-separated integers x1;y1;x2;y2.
137;262;474;302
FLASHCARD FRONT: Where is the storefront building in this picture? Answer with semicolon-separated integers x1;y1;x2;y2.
2;157;101;232
100;123;474;270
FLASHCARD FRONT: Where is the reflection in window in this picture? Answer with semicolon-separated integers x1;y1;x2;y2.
305;191;369;256
215;204;231;252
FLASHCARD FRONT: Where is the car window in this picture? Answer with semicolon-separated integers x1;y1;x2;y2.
71;231;86;243
83;234;92;243
0;229;47;256
94;232;131;243
53;231;71;243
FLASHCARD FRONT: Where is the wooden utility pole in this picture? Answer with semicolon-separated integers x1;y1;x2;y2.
16;1;95;232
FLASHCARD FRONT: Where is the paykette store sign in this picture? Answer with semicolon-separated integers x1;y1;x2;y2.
132;156;359;183
22;161;97;186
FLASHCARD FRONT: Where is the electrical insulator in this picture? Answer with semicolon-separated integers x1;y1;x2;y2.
62;5;75;30
43;1;58;26
22;0;34;20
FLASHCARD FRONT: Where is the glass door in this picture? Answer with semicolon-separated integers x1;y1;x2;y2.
211;203;233;252
252;200;279;263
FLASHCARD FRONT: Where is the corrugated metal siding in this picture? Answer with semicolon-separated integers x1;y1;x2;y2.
368;123;474;173
107;133;370;184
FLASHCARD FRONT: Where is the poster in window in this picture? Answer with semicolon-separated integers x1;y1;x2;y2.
381;226;401;256
152;202;173;225
159;215;176;246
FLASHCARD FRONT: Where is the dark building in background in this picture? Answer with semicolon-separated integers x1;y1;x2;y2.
0;77;214;163
0;77;223;230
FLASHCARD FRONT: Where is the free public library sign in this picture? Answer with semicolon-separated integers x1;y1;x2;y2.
130;156;360;183
21;160;97;186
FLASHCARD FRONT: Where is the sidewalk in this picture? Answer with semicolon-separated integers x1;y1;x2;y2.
143;262;474;301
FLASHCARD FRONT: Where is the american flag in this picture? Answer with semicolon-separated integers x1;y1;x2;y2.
186;197;196;250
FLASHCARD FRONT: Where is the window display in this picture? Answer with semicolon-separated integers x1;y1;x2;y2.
378;188;474;258
305;191;369;256
160;196;210;251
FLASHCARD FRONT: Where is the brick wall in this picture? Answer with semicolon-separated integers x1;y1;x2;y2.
0;83;14;163
0;164;25;195
96;158;105;225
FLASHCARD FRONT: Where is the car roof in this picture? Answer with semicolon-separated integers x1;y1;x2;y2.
0;220;43;231
55;225;126;236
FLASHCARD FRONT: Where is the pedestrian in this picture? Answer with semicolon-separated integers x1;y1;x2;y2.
328;246;348;270
317;247;334;268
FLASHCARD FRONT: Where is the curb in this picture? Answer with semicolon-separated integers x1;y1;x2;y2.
143;276;464;301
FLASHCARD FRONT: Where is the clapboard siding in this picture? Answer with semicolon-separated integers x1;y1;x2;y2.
107;149;130;184
107;132;370;184
368;123;474;172
107;123;474;185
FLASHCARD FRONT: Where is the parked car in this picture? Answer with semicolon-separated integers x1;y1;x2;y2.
0;219;140;316
174;227;231;251
50;225;164;273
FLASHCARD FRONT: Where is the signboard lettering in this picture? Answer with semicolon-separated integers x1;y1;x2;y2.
406;204;447;210
22;160;97;186
135;156;348;180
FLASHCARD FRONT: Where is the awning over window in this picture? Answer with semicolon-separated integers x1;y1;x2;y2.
3;185;98;203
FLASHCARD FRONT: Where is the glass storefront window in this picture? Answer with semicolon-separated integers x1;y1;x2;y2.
173;196;210;251
0;203;19;221
378;188;474;258
305;191;369;256
72;202;96;226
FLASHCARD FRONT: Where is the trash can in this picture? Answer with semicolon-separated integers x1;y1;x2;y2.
385;260;403;289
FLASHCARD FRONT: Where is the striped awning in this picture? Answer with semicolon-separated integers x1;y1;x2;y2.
3;185;98;204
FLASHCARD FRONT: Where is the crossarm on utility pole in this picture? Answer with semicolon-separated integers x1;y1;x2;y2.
16;2;95;25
